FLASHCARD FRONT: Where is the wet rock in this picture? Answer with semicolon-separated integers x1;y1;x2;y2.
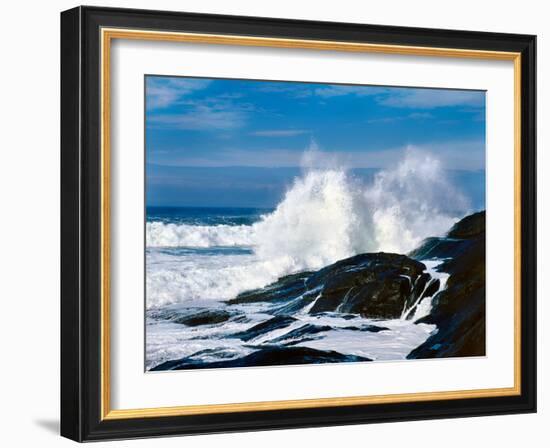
229;252;430;320
409;211;486;261
408;211;486;358
308;253;426;319
270;288;322;316
402;277;440;320
151;346;372;370
227;272;312;304
341;324;390;332
266;323;332;345
447;211;486;239
231;315;296;342
172;309;234;327
148;307;235;327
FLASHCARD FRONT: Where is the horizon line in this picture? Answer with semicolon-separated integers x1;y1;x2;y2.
146;163;486;173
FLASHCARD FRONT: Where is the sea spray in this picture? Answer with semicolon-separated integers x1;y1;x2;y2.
252;169;370;272
365;148;470;253
252;146;468;269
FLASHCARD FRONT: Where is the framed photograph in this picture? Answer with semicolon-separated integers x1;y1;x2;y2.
60;6;536;441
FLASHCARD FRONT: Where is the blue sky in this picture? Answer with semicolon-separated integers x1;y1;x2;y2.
145;76;485;208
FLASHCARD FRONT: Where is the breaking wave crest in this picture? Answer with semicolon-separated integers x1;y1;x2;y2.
146;222;256;248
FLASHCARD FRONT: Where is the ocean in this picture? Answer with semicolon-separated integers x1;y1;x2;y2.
145;155;467;370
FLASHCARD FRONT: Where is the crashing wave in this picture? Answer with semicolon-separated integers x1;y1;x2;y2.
146;147;469;308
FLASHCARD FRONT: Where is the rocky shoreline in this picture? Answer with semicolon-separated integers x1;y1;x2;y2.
151;211;485;370
407;211;486;358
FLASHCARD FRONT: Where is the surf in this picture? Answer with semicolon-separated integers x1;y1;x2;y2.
146;146;470;309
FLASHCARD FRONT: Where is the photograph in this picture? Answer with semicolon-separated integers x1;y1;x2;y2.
144;76;487;371
57;5;537;442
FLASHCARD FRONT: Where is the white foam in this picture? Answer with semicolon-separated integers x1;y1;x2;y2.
409;260;450;321
146;251;293;307
146;320;256;370
146;222;255;248
293;320;436;361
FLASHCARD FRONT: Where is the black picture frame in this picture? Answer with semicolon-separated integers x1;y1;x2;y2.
61;5;536;442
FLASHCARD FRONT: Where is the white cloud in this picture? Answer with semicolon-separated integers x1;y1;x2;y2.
256;84;313;98
256;83;383;99
314;85;385;98
148;94;258;131
148;104;247;130
146;78;211;109
366;112;434;124
255;82;484;112
379;89;485;109
310;84;484;111
250;129;310;137
408;112;434;119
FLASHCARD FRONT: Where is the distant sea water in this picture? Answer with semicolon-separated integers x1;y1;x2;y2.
145;151;476;370
146;206;274;308
147;206;270;227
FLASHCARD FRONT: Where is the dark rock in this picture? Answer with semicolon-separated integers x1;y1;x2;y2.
185;347;243;360
409;212;485;261
151;346;371;370
229;315;251;323
341;324;390;332
231;315;296;342
412;273;430;300
172;309;233;327
409;237;466;260
403;278;440;320
148;307;235;327
447;211;486;239
227;271;312;304
400;272;430;313
308;253;426;319
266;323;332;345
423;278;441;298
309;312;357;320
228;252;431;320
229;253;429;320
269;288;322;316
408;211;486;359
340;314;359;320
